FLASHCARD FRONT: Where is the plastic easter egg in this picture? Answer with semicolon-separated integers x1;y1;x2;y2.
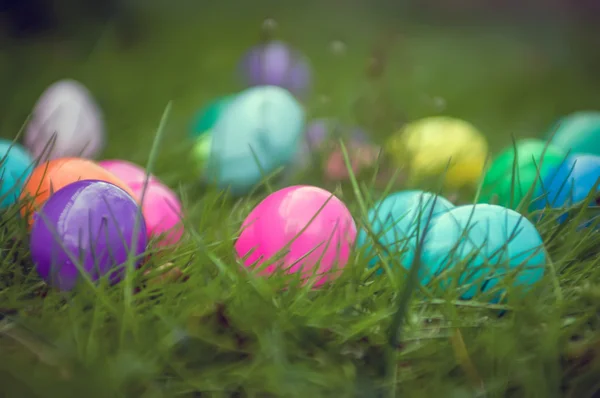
24;79;104;161
235;185;357;287
0;139;35;209
20;157;136;226
239;40;311;98
129;180;183;247
189;95;234;139
422;204;546;301
190;134;213;177
324;141;382;181
357;190;455;272
546;111;600;156
531;154;600;215
30;179;147;291
206;85;305;195
98;159;183;245
479;139;567;209
98;159;158;186
386;116;488;190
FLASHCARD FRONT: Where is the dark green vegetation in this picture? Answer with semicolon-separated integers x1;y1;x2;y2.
1;3;600;397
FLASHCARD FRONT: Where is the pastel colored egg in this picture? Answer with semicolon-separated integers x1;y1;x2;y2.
189;95;235;139
24;79;104;161
129;180;184;247
30;179;147;291
20;157;136;227
98;159;158;186
324;142;382;182
235;185;356;287
0;139;35;209
386;116;488;190
531;154;600;225
357;190;455;273
190;134;213;177
98;159;183;246
239;40;311;98
206;85;305;195
422;204;546;302
479;139;567;209
546;111;600;156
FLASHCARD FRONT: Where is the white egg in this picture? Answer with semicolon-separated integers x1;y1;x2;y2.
25;79;105;161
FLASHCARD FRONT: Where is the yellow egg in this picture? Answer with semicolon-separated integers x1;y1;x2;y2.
385;116;488;189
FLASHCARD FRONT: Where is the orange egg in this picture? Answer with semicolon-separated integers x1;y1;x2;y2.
20;157;137;226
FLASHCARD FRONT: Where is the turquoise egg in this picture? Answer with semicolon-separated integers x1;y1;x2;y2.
189;95;235;139
421;204;546;302
0;140;35;209
547;111;600;156
206;86;305;195
357;190;455;275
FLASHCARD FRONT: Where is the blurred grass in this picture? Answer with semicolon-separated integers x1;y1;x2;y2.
0;2;600;397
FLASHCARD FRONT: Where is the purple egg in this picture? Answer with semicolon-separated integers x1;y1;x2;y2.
239;40;311;98
30;179;148;291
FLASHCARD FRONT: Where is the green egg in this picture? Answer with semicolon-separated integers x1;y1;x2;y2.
189;95;235;139
478;139;566;210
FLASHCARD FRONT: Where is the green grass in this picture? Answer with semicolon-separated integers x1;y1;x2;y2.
1;4;600;397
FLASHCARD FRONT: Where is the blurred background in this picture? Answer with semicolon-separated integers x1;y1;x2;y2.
1;0;600;185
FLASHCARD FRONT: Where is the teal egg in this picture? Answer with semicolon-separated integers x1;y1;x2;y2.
206;85;305;195
421;204;546;302
547;111;600;156
0;140;35;209
357;190;455;275
189;95;235;139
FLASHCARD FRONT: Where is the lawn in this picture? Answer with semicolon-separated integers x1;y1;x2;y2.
1;2;600;397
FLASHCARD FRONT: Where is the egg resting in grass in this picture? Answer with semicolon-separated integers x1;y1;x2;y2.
235;185;357;287
190;134;213;178
239;40;311;99
421;204;546;302
386;116;488;190
98;159;158;186
206;85;305;195
546;111;600;157
20;157;136;227
30;179;147;291
24;79;104;161
189;95;235;139
479;139;567;210
0;139;35;209
357;190;454;273
285;119;362;180
99;159;183;246
531;154;600;225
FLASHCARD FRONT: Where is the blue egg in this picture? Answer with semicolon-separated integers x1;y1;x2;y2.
531;154;600;227
206;86;305;195
547;111;600;156
421;204;546;302
0;140;35;209
357;190;455;274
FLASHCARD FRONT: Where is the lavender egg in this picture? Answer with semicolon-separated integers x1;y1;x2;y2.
24;79;105;162
239;40;311;98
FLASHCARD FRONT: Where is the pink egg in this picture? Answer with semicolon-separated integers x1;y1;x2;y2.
130;180;184;247
235;185;357;287
98;159;158;186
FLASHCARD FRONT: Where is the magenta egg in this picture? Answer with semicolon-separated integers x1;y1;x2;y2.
130;180;184;247
235;185;356;287
29;179;147;291
98;159;158;186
